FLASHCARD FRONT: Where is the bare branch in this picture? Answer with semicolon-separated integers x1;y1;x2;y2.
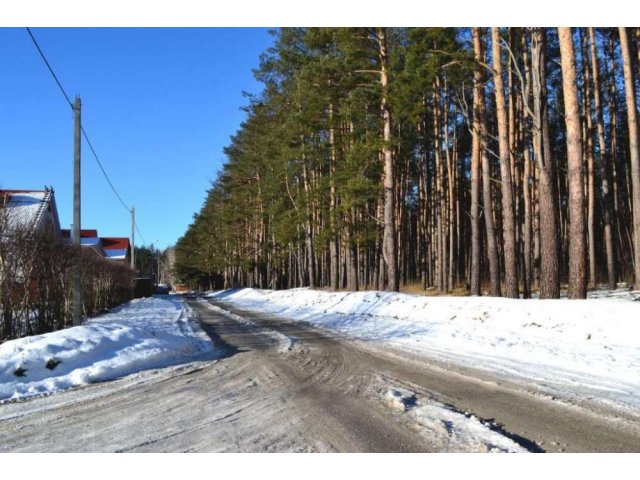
500;37;536;120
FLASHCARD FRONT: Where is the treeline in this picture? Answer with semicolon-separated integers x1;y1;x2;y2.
134;244;172;286
175;27;640;298
0;225;135;342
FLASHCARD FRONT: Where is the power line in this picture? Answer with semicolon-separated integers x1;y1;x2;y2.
25;27;74;110
134;219;147;245
80;126;131;213
25;27;148;243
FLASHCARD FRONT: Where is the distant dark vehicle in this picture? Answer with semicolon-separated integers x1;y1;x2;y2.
155;284;170;295
134;277;154;298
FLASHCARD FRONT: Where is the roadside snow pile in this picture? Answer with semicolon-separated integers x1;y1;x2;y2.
385;387;528;453
0;296;215;402
208;288;640;414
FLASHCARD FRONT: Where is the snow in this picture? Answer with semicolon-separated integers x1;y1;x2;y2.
80;237;101;246
2;191;46;230
105;248;127;259
2;286;638;451
385;386;528;452
208;287;640;416
0;295;216;402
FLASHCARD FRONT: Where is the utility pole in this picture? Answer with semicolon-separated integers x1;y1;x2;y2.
131;206;135;271
72;96;82;326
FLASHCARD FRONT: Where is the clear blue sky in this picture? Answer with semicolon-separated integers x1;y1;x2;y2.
0;27;273;250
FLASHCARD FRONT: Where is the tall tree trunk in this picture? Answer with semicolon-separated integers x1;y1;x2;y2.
581;30;597;288
492;27;518;298
377;27;399;292
558;27;587;299
434;78;445;292
418;119;429;290
607;33;621;227
301;154;316;288
619;27;640;289
522;37;533;298
475;28;501;296
346;209;359;291
454;126;463;288
444;83;456;292
508;28;523;295
589;27;616;289
328;104;340;290
523;132;533;299
470;27;483;296
376;188;386;291
606;32;629;279
531;28;560;298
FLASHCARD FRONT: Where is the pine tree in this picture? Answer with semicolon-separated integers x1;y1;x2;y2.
619;27;640;289
558;27;587;299
492;27;518;298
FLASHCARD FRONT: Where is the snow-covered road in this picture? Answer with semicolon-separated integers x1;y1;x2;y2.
208;287;640;418
1;295;639;452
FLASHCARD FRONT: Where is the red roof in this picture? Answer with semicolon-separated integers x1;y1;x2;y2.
101;237;130;251
59;228;130;253
61;229;99;238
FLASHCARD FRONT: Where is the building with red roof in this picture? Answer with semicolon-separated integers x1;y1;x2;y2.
60;229;131;264
101;237;131;264
3;188;131;265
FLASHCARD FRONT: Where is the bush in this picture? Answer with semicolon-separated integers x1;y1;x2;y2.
0;224;136;343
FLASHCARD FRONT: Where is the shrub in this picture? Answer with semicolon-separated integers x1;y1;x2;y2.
0;223;135;343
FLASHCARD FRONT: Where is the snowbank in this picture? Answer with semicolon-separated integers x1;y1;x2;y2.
0;296;215;402
208;288;640;414
385;386;529;453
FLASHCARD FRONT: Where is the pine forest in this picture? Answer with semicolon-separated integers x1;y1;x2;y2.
175;27;640;299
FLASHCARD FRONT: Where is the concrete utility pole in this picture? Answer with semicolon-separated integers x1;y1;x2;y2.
131;206;135;270
72;96;82;326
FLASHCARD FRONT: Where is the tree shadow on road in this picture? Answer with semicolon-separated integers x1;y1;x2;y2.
198;320;245;360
